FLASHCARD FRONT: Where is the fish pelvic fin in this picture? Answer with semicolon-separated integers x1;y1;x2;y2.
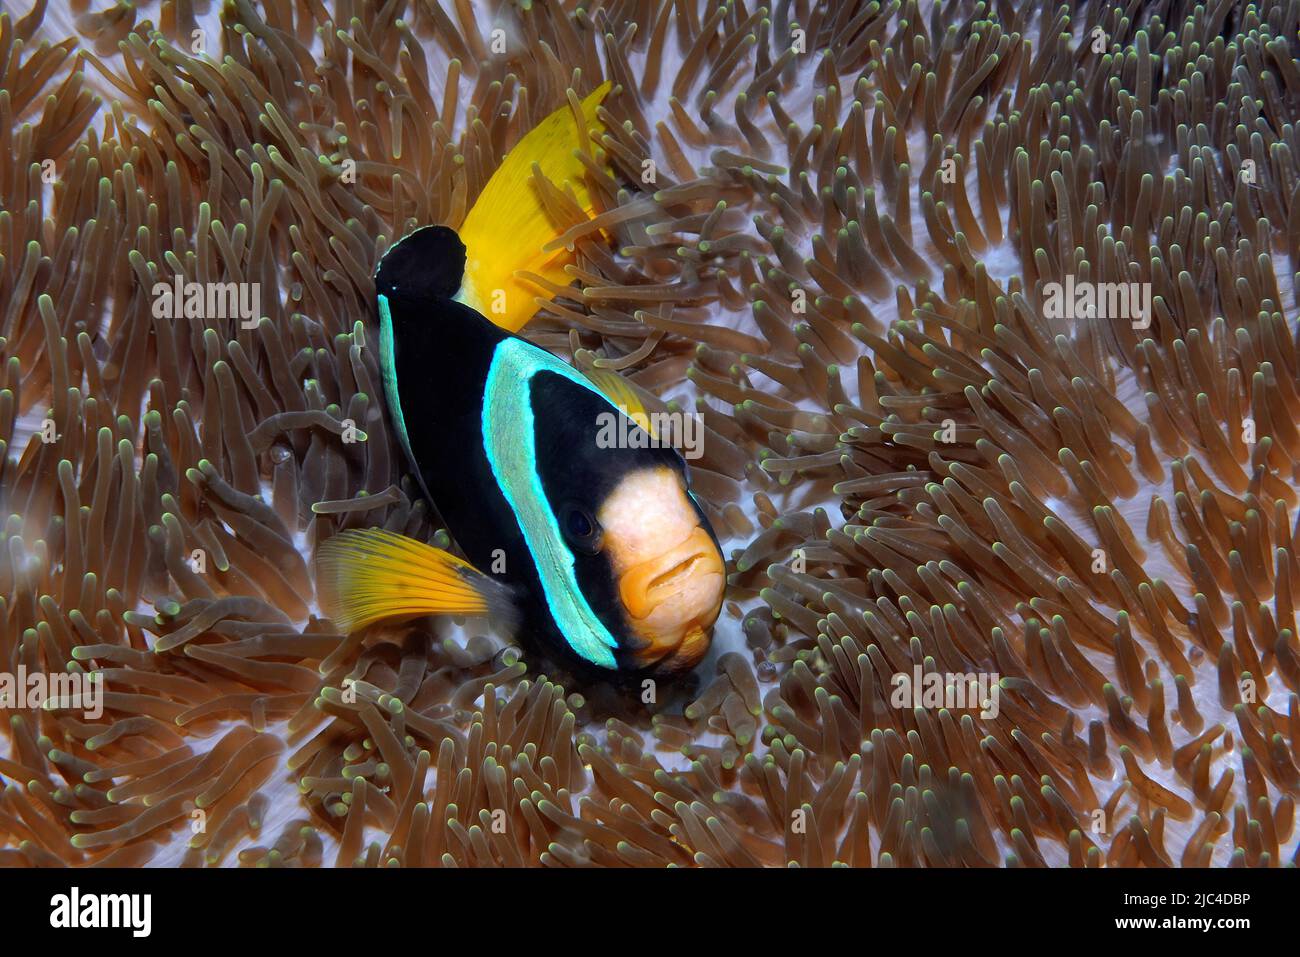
457;80;612;332
315;528;515;634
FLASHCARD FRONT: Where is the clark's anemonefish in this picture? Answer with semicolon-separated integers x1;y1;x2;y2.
315;83;726;677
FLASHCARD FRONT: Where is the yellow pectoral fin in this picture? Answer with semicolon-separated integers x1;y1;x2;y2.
458;80;612;332
584;368;658;438
314;528;511;633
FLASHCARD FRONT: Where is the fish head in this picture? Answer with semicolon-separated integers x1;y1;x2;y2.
526;374;725;675
593;463;726;674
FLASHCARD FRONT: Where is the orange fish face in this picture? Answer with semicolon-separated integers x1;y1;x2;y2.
596;466;726;673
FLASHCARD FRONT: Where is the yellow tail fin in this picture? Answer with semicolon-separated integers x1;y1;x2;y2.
457;81;612;332
314;528;512;633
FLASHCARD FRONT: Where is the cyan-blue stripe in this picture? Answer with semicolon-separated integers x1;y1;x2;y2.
377;294;414;465
481;338;620;668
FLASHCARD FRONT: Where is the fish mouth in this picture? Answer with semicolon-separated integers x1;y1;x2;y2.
617;525;725;672
647;552;705;592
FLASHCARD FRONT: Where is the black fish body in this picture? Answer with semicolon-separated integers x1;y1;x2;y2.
351;225;725;678
315;83;725;679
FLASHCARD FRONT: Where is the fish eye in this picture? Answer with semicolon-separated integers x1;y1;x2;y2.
561;504;602;553
567;509;592;537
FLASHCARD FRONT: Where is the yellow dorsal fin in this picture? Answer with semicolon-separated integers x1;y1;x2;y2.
584;368;658;438
314;528;511;633
457;81;612;332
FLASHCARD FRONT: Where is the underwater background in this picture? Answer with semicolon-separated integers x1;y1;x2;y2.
1;0;1299;868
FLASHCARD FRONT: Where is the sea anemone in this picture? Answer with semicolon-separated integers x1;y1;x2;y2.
0;0;1297;869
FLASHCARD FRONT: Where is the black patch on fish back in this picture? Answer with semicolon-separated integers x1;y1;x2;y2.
375;225;466;301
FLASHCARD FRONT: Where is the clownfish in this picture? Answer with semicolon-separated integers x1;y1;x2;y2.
315;83;726;677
